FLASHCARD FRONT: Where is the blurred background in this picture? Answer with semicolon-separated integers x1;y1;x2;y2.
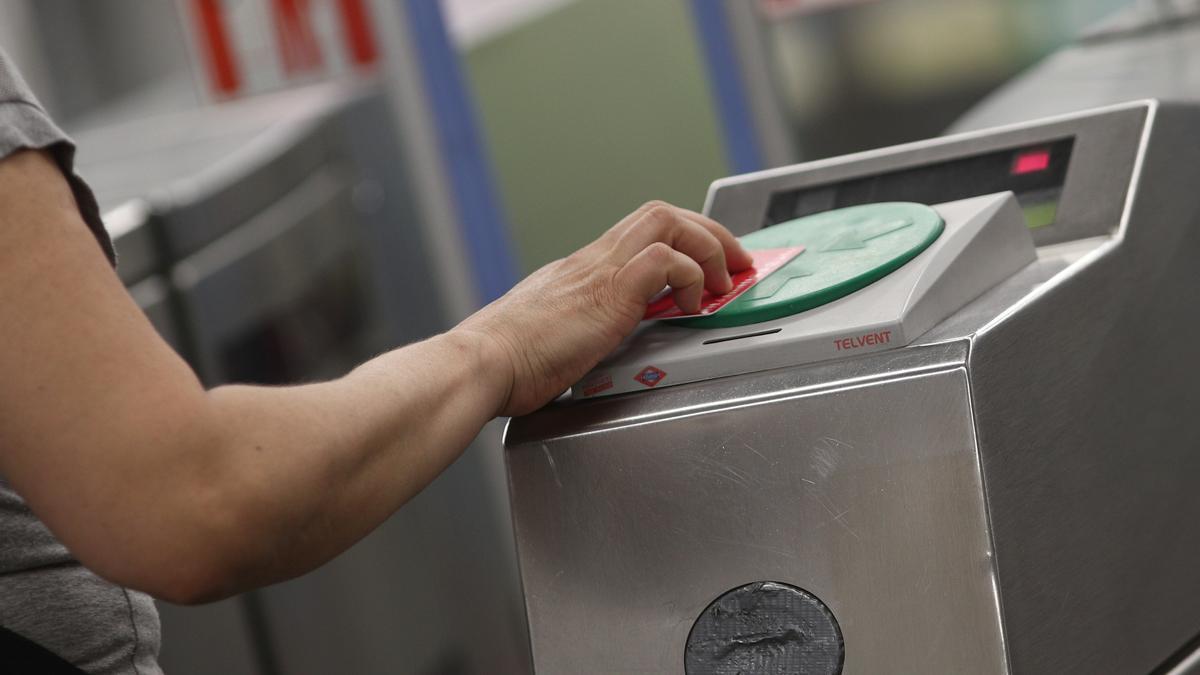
0;0;1133;673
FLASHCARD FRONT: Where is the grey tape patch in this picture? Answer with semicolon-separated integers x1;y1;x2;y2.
685;581;844;675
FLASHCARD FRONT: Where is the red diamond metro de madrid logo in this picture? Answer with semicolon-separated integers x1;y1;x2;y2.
634;366;667;388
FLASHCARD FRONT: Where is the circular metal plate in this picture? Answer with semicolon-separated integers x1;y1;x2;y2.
685;581;844;675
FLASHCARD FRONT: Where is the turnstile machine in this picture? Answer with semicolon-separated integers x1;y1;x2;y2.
504;100;1200;673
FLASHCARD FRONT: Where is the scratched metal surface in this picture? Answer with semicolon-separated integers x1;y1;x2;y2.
968;103;1200;674
505;101;1200;673
506;364;1007;674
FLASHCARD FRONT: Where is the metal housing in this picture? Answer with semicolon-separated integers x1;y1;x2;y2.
505;100;1200;673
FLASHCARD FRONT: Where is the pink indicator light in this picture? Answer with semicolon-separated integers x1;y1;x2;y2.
1012;149;1051;175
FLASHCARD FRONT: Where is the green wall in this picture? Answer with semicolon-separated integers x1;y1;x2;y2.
464;0;729;273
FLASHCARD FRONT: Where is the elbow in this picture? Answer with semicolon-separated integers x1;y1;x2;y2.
78;539;240;606
140;508;254;605
157;582;234;607
141;558;239;606
82;489;251;606
41;390;257;604
88;533;245;606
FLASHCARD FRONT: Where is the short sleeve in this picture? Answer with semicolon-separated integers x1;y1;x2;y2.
0;48;116;266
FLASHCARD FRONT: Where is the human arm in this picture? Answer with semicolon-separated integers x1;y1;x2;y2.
0;148;751;604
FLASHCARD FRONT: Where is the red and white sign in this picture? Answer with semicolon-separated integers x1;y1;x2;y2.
633;366;668;388
579;373;614;397
642;246;805;321
180;0;380;99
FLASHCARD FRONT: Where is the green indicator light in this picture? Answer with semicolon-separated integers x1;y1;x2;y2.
1022;201;1058;229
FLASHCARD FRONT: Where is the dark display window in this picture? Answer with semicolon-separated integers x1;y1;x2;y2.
765;138;1074;230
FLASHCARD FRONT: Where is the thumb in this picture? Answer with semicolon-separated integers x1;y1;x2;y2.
613;242;706;315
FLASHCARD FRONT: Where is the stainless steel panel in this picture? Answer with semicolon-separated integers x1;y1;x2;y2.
968;102;1200;674
508;365;1006;674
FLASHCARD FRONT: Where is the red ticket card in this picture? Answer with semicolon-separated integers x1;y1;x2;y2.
642;246;805;321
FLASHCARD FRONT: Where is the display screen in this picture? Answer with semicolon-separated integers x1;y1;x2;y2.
764;138;1074;230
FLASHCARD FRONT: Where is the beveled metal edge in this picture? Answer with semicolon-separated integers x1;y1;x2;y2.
504;339;969;446
961;356;1012;675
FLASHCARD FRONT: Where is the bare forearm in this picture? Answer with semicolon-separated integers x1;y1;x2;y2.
1;148;749;606
27;328;507;605
197;330;507;596
0;150;512;603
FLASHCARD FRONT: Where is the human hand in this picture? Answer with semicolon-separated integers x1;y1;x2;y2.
456;201;753;416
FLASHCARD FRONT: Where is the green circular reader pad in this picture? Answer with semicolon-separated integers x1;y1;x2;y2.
684;202;944;329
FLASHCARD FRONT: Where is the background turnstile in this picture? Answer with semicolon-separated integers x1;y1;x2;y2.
951;0;1200;132
84;82;527;675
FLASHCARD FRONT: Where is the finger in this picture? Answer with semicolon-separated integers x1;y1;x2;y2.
577;201;666;261
599;200;674;241
614;242;706;314
610;204;732;294
598;201;700;252
677;207;755;272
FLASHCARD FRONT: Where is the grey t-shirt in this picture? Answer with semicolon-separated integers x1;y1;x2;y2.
0;49;162;674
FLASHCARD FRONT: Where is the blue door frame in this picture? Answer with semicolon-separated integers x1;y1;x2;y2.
688;0;765;175
402;0;519;303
